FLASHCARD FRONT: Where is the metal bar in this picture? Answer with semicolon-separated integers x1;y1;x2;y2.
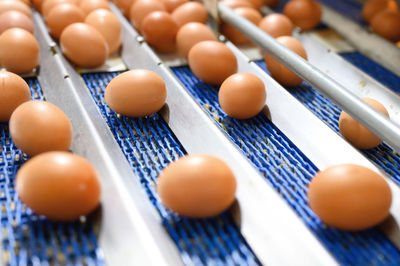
219;3;400;153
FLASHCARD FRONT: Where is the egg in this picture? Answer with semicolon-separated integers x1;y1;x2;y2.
171;2;207;27
161;0;188;13
60;23;108;68
0;0;30;6
33;0;44;11
188;41;237;85
46;3;85;39
308;164;391;231
157;154;237;218
79;0;110;15
129;0;166;30
259;13;293;38
362;0;389;24
16;151;101;221
219;73;266;119
104;69;167;117
0;71;31;122
0;28;39;74
115;0;135;17
0;11;34;34
283;0;322;30
371;6;400;42
265;36;307;87
265;0;279;7
0;0;31;17
41;0;78;17
339;98;389;149
176;22;217;57
221;7;262;44
141;11;178;53
245;0;262;9
85;9;122;55
220;0;254;9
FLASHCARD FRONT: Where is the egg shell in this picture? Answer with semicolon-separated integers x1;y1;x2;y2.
141;11;178;53
308;164;392;231
221;7;262;45
46;3;85;39
362;0;389;23
245;0;262;9
0;10;34;34
9;100;73;156
265;36;307;87
41;0;78;17
33;0;44;10
114;0;135;17
129;0;166;30
161;0;188;12
259;13;293;38
371;10;400;42
79;0;110;15
157;154;237;218
188;41;238;85
0;0;30;6
0;0;31;17
176;22;217;58
16;151;101;221
0;71;31;122
85;9;122;55
0;28;39;74
171;2;207;27
104;69;167;117
339;98;389;149
265;0;279;7
219;73;266;119
60;23;108;68
283;0;322;30
220;0;254;9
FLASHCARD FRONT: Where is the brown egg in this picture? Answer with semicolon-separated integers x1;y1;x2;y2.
176;22;217;57
371;9;400;42
41;0;78;17
283;0;322;30
259;13;293;38
308;164;392;231
0;11;34;34
362;0;389;24
9;100;72;156
0;71;31;122
265;0;279;7
85;9;122;55
16;151;101;221
221;0;254;9
219;73;266;119
245;0;262;9
60;23;108;68
0;0;31;17
79;0;110;15
46;3;85;39
157;154;237;218
188;41;237;85
265;36;307;87
129;0;166;30
115;0;135;17
141;11;178;53
339;98;389;149
33;0;44;10
0;28;39;74
104;69;167;117
171;2;207;27
161;0;188;12
221;7;262;44
0;0;30;6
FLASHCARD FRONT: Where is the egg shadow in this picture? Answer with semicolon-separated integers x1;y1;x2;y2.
379;214;400;248
229;199;242;229
261;105;272;121
159;104;170;124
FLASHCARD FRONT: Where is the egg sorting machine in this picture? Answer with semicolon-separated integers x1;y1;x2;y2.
2;0;400;265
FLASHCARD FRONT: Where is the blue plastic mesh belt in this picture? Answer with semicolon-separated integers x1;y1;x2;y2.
0;78;104;265
82;72;260;266
171;65;400;265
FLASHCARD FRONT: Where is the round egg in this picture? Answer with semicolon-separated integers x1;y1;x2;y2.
129;0;166;30
188;41;237;85
283;0;322;30
171;2;207;27
9;100;73;156
259;13;293;38
161;0;188;12
41;0;78;17
79;0;110;15
221;7;262;44
0;28;39;74
33;0;44;11
157;154;237;218
104;69;167;117
265;0;279;7
176;22;217;57
0;71;31;122
219;73;266;119
220;0;254;9
0;0;31;17
141;11;178;53
46;3;85;39
0;10;34;34
60;23;108;68
115;0;135;17
265;36;307;87
85;9;122;55
362;0;389;24
308;164;392;231
16;151;101;221
339;98;389;149
371;9;400;42
0;0;30;6
245;0;262;9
